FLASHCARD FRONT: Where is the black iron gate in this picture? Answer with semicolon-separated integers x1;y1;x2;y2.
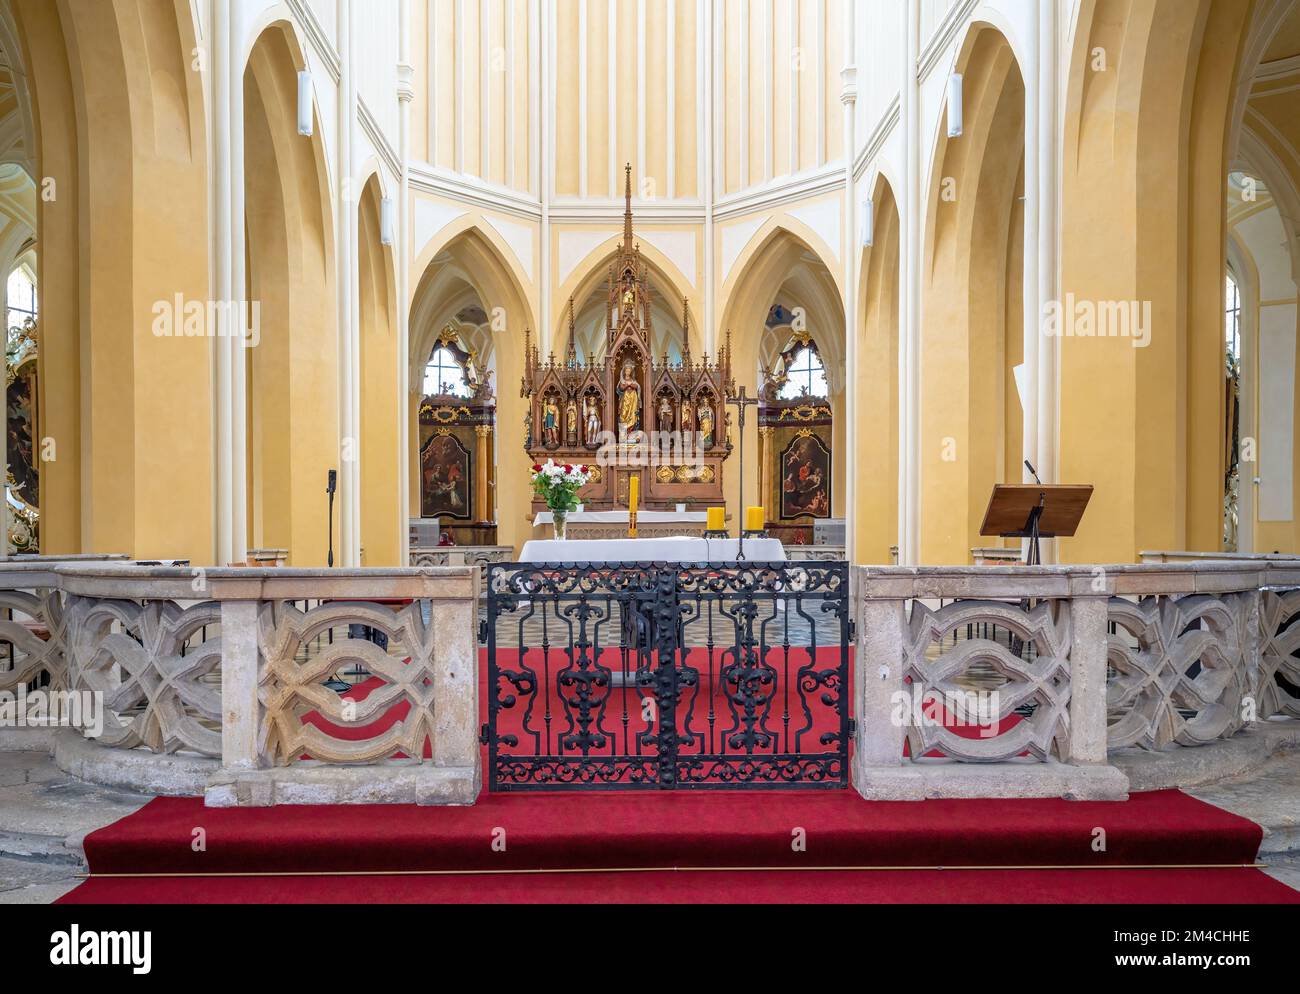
482;560;851;791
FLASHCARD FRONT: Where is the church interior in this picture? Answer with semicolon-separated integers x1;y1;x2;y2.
0;0;1296;569
2;0;1300;918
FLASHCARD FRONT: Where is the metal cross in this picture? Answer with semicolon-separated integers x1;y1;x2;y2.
725;385;760;561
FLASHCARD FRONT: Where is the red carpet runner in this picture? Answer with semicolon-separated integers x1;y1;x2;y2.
59;788;1300;904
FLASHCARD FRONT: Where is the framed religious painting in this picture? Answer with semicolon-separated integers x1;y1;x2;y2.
780;432;832;520
419;429;472;520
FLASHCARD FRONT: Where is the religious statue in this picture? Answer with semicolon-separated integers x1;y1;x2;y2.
697;400;715;449
681;398;694;442
584;395;602;448
617;360;641;434
656;395;674;435
542;396;561;448
622;287;635;318
565;399;578;447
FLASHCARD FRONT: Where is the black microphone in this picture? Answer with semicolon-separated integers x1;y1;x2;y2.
327;469;337;495
1024;460;1042;486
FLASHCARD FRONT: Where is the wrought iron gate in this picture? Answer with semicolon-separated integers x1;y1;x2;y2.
482;560;851;791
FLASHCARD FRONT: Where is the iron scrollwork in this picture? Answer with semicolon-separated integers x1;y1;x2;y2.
484;560;850;791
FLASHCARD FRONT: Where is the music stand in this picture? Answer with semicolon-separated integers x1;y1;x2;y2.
979;484;1093;566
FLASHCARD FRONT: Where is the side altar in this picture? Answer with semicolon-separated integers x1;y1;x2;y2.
521;166;734;513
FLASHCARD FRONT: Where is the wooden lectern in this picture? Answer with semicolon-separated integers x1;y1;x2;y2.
979;484;1093;565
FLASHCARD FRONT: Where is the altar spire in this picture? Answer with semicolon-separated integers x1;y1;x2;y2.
623;163;634;250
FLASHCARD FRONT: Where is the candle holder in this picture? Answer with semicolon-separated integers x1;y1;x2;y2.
742;528;768;540
704;529;730;540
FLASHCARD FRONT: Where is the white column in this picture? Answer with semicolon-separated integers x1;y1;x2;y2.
337;0;360;567
704;0;716;353
899;0;921;565
1022;0;1041;503
1037;0;1060;514
540;0;553;354
212;0;247;566
399;0;414;565
213;0;231;565
229;0;248;566
841;0;857;563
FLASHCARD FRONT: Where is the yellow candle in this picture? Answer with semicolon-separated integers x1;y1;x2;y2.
745;506;765;532
628;475;639;514
707;507;726;532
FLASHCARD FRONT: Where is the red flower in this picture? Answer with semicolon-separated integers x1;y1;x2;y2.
532;464;542;473
564;464;573;473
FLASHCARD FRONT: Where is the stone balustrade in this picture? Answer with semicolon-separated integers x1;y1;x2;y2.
4;556;1299;807
0;562;480;807
853;561;1300;800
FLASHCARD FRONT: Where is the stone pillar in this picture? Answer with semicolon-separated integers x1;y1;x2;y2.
219;599;261;771
1068;594;1110;765
474;426;491;524
853;580;907;785
430;589;479;775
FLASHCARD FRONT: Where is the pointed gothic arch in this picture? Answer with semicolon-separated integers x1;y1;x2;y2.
409;221;535;551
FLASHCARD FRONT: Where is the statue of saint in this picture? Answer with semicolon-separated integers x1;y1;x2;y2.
697;401;715;449
584;396;602;448
657;395;674;435
565;399;578;446
681;399;693;442
617;360;641;434
543;396;561;448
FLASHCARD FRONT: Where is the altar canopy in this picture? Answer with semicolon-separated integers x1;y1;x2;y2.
521;165;733;513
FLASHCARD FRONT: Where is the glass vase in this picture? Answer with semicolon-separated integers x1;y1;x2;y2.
552;510;568;541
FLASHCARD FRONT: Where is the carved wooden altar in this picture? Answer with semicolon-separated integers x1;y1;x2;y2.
418;328;497;546
522;166;733;512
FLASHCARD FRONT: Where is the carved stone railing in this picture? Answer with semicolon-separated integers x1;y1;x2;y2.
0;556;130;749
853;562;1300;800
6;564;480;807
409;545;512;568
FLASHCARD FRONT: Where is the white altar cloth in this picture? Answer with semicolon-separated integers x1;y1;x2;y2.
519;536;786;564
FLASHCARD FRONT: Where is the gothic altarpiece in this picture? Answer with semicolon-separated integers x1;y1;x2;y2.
522;168;734;512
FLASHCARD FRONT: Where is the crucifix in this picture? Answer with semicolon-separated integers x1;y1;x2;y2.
725;384;760;561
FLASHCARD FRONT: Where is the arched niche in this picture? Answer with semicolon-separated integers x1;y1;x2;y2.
409;224;534;552
919;23;1025;565
717;222;846;526
243;20;338;565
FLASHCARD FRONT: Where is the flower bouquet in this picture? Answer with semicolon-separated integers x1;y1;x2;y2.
530;460;593;540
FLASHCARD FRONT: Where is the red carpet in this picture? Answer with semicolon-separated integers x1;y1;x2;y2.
55;786;1300;903
60;867;1299;905
53;650;1299;903
66;789;1265;875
